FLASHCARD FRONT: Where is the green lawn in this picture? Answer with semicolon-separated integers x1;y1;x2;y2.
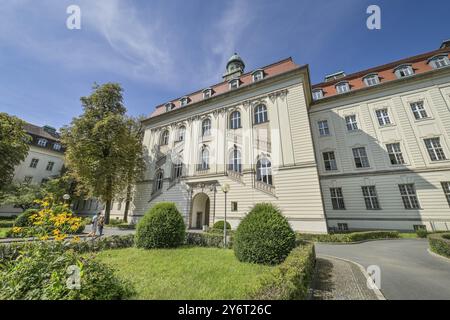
96;246;274;300
0;228;11;238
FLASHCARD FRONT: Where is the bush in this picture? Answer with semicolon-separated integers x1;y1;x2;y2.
108;219;125;226
0;221;14;228
416;229;429;238
234;203;296;265
297;230;400;243
429;233;450;258
117;223;136;230
185;232;232;248
213;220;231;230
135;202;186;249
14;209;38;227
0;243;134;300
252;242;315;300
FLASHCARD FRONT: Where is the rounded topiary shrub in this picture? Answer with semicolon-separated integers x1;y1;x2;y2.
135;202;186;249
213;220;231;230
14;209;38;227
234;203;296;265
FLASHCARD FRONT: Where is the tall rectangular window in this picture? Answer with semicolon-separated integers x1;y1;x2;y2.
318;120;330;136
352;147;370;168
30;158;39;168
362;186;380;210
323;152;337;171
376;109;391;126
399;184;420;209
424;138;446;161
330;187;345;210
345;115;358;131
386;143;405;165
441;182;450;207
410;101;428;120
46;161;55;171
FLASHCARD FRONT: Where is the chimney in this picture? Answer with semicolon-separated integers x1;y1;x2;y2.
324;71;346;82
440;39;450;49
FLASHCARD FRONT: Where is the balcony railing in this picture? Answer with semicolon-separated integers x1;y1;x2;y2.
227;169;243;184
255;180;276;196
254;138;271;152
196;164;210;175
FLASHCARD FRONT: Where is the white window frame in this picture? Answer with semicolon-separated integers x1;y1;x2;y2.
53;143;62;151
330;187;345;210
335;82;350;94
323;151;338;171
441;182;450;207
410;101;429;120
352;147;370;168
256;158;272;185
203;89;213;99
394;65;414;78
46;161;55;171
202;119;211;137
386;143;405;165
229;148;242;173
177;126;186;142
200;148;210;170
229;79;240;90
154;170;164;192
429;55;450;69
252;70;264;82
363;74;380;87
376;108;391;126
165;103;175;112
399;184;420;209
37;138;48;147
318;120;330;136
160;130;170;145
312;89;324;100
180;97;189;106
345;115;359;131
173;160;183;179
424;137;447;161
254;104;268;125
230;111;241;129
362;186;380;210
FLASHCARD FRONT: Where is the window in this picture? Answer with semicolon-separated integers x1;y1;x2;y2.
399;184;420;209
410;101;428;120
386;143;405;165
318;120;330;136
330;188;345;210
177;126;186;142
229;148;242;173
254;104;268;125
252;70;264;82
256;158;272;185
200;148;209;170
362;186;380;210
414;225;426;231
231;201;238;212
173;161;183;179
202;119;211;137
395;65;414;78
117;201;122;211
230;111;241;129
41;178;49;185
376;109;391;126
338;223;348;231
46;161;55;171
180;97;189;106
203;89;213;99
352;147;370;168
312;89;324;101
160;130;170;145
30;158;39;168
345;115;358;131
229;79;240;89
165;103;175;112
363;74;380;86
37;138;48;147
335;82;350;94
441;182;450;206
430;55;450;69
154;170;164;192
323;152;338;171
24;176;33;184
424;138;447;161
53;143;62;151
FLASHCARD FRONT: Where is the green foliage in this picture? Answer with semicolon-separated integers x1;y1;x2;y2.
0;183;42;211
252;243;315;300
186;232;232;248
14;208;39;227
135;202;186;249
0;243;134;300
0;221;13;228
234;203;296;265
428;233;450;258
296;230;400;243
213;220;231;230
416;229;429;238
108;219;125;226
117;223;136;230
0;113;31;191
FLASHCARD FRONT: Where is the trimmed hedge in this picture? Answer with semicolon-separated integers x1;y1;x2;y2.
251;242;315;300
135;202;186;249
0;221;14;228
234;203;296;265
185;232;232;248
213;221;231;230
297;230;400;243
117;223;136;230
429;233;450;258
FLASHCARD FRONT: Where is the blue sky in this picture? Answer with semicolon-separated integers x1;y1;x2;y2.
1;0;449;129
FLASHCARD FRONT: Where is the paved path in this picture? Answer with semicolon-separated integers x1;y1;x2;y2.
85;225;135;237
311;256;380;300
316;239;450;300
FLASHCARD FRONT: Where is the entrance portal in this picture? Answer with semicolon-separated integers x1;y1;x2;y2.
190;193;210;229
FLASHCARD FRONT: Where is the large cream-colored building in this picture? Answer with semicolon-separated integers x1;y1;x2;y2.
132;40;450;233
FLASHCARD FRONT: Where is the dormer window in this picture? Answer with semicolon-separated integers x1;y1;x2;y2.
203;88;213;99
312;89;324;101
37;138;48;147
53;143;62;151
165;103;175;112
229;79;240;90
363;74;380;87
394;65;414;78
429;55;450;69
252;70;264;82
180;97;190;106
335;82;350;94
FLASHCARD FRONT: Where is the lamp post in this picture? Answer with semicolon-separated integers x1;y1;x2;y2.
221;183;230;248
63;194;70;205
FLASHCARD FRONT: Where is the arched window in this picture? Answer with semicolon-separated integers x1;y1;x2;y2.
230;111;241;129
177;126;186;142
154;170;164;192
229;148;242;173
200;148;209;170
160;130;170;145
256;158;272;185
202;118;211;137
254;104;268;125
173;160;183;179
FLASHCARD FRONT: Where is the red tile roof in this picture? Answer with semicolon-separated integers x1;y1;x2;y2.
149;58;300;118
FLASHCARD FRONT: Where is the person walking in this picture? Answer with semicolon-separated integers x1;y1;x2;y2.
89;212;101;237
97;213;105;237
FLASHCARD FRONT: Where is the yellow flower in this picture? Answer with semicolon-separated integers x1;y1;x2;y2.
71;236;80;243
55;234;67;241
52;229;60;235
40;235;49;241
12;227;22;233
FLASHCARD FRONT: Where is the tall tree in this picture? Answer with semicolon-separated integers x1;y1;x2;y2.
0;113;31;190
62;83;144;223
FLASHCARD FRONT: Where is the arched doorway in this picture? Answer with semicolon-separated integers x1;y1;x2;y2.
190;193;210;229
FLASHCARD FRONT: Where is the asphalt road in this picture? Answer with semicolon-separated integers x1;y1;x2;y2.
316;239;450;300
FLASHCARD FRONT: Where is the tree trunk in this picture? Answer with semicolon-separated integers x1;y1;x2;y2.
105;199;112;225
123;183;132;223
104;178;113;224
